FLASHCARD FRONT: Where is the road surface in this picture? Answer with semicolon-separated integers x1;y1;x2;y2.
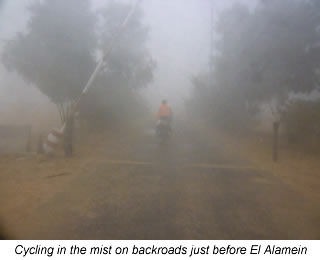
1;123;319;239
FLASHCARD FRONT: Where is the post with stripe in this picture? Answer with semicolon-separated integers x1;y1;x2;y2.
64;115;74;157
42;0;141;156
43;127;64;154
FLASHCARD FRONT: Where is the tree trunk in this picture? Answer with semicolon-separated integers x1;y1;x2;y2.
64;115;74;157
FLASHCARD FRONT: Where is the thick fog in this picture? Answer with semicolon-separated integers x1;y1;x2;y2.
1;0;320;241
139;0;257;111
0;0;257;113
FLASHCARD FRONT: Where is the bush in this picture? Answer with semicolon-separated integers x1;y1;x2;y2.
282;99;320;152
78;75;148;130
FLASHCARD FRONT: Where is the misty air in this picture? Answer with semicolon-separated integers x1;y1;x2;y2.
0;0;319;240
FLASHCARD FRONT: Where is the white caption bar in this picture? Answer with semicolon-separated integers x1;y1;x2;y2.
1;240;318;260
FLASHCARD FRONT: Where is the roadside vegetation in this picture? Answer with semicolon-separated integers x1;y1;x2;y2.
1;0;155;129
188;0;320;154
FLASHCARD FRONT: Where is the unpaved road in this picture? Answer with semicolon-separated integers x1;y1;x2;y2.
0;124;319;239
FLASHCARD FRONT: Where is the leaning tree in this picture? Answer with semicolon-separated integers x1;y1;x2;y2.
2;0;155;125
2;0;97;122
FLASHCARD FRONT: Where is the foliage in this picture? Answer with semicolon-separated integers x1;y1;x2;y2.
282;98;320;152
80;73;148;128
98;2;155;89
2;0;97;104
1;0;155;125
190;0;320;130
78;1;154;126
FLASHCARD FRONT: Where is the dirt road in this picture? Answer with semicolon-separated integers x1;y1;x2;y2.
0;123;319;239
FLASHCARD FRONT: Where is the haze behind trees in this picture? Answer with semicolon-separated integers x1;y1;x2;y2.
1;0;154;125
189;0;320;147
0;0;255;122
1;0;320;151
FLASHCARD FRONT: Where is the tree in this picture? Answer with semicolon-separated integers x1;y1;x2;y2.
98;1;155;89
2;1;155;125
2;0;97;122
78;1;155;126
190;0;320;129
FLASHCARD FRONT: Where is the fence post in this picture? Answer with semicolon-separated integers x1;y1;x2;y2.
64;115;74;157
26;126;31;152
37;134;44;154
273;121;280;162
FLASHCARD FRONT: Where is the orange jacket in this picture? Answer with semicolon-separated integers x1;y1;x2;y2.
157;104;172;118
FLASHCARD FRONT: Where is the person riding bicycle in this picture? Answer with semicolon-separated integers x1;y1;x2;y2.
156;99;172;134
157;99;172;121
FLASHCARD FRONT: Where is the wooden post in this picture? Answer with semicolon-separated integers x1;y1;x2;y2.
37;134;44;154
26;126;31;152
273;121;280;162
64;115;74;157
